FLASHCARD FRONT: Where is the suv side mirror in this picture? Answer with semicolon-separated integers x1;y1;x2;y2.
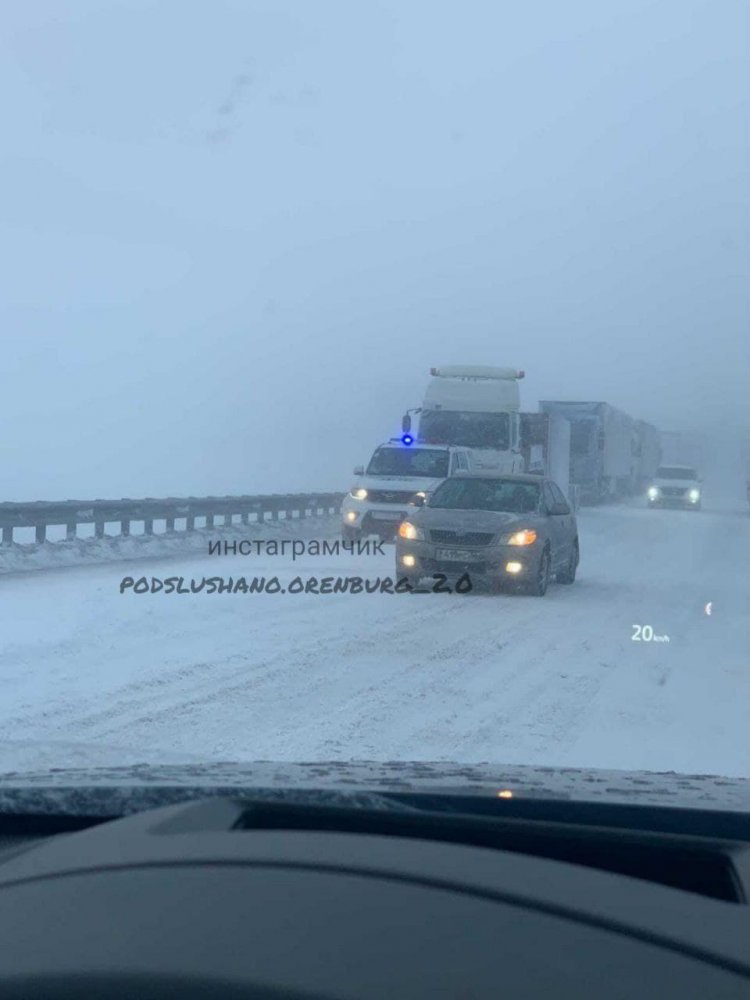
353;465;364;476
410;493;425;507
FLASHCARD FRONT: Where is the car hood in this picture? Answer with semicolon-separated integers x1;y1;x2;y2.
0;760;747;817
414;507;533;533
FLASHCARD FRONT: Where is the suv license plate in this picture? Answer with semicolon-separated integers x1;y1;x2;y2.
435;548;477;561
371;512;402;521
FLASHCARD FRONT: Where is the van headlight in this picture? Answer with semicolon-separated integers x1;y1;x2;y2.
647;486;660;500
688;488;700;501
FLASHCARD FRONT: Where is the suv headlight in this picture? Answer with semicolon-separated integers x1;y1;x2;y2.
350;487;368;500
688;488;700;501
647;486;660;499
499;529;538;546
398;521;425;541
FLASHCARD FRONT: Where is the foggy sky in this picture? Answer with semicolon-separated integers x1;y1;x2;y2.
1;0;748;499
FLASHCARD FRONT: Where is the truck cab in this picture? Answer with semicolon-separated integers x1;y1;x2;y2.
647;465;703;510
414;366;526;473
341;440;471;542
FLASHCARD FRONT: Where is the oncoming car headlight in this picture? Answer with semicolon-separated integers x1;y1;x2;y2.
500;529;537;546
688;488;701;501
350;487;368;500
398;521;425;541
647;486;660;500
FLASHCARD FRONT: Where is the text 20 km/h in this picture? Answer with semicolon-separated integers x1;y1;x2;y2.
631;624;671;643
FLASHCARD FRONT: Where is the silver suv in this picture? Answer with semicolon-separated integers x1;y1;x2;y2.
647;466;702;510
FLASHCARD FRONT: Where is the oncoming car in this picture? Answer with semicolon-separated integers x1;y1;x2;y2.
395;474;579;596
647;465;703;510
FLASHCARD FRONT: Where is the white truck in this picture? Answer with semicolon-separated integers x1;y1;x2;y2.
406;366;526;473
399;365;573;502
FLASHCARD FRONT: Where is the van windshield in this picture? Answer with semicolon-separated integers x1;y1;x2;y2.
366;447;449;478
419;411;510;449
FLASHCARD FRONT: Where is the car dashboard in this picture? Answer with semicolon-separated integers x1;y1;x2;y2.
0;790;748;998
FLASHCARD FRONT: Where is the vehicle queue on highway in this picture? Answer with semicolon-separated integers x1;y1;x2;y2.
340;365;703;596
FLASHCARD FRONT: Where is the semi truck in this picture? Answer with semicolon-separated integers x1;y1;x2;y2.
396;369;660;508
538;401;639;503
411;366;526;473
401;366;573;501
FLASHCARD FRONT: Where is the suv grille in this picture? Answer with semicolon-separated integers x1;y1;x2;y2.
429;529;495;546
367;489;418;504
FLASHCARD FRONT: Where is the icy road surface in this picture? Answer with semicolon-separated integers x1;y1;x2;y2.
1;502;748;777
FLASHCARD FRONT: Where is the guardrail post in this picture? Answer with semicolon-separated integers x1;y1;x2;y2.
144;519;154;536
186;516;195;532
121;520;130;537
166;517;175;533
2;526;12;546
223;514;232;527
206;514;214;529
66;522;76;540
35;524;46;544
95;521;105;539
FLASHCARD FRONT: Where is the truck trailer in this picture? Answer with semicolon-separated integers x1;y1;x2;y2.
634;420;662;491
539;401;636;503
519;411;573;505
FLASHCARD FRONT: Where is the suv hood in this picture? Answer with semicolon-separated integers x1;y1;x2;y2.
356;474;446;493
1;760;747;817
653;478;699;489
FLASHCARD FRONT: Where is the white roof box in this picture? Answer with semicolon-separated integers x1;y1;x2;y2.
429;365;525;380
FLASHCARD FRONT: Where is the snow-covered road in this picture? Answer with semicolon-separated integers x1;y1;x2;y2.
2;501;748;777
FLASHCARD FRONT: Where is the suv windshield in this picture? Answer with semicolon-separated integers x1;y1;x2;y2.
419;411;510;449
366;447;449;478
429;478;540;513
656;467;698;480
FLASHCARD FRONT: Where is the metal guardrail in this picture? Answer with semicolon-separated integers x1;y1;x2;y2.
0;493;345;546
